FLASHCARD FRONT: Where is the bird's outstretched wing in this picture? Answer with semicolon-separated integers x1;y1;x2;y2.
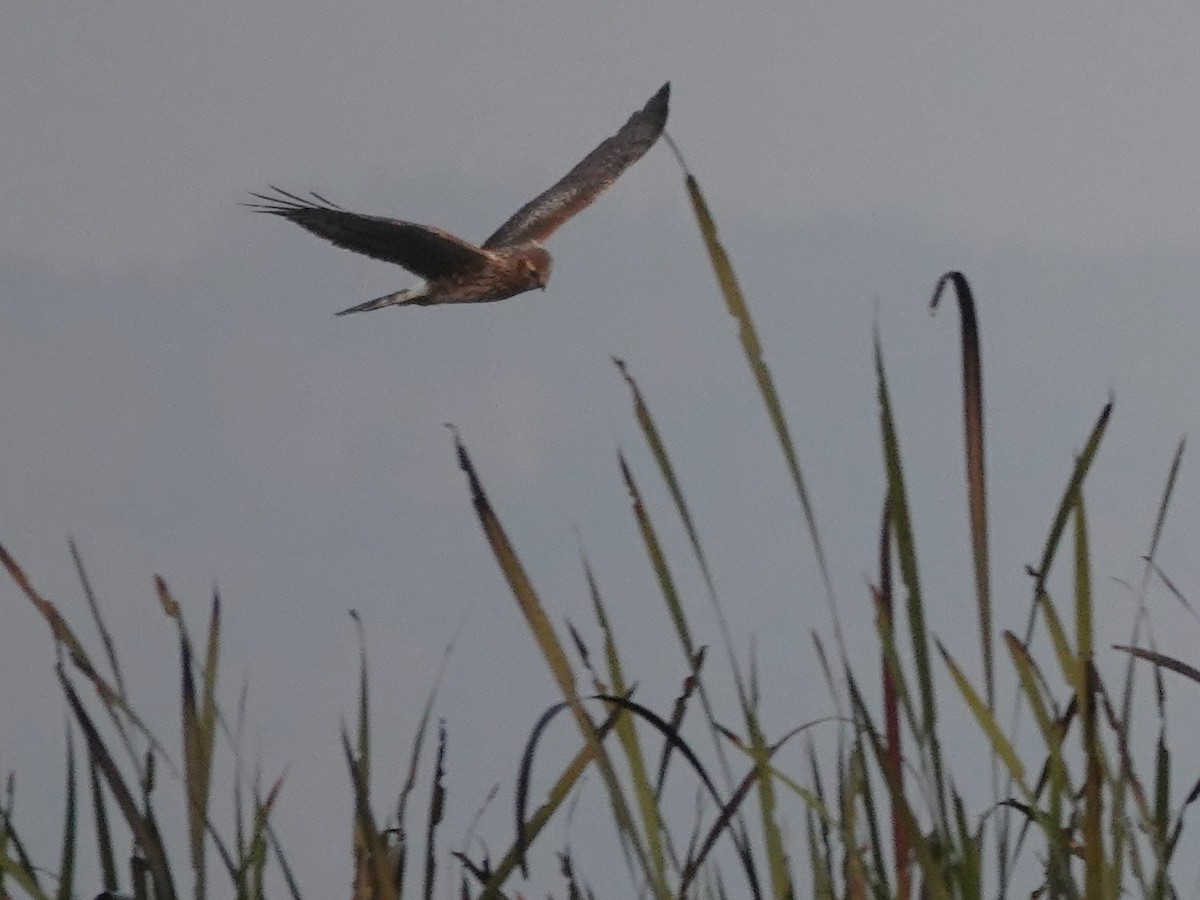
246;188;490;280
482;83;670;249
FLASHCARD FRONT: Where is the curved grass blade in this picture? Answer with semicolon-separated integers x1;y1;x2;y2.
512;694;763;900
477;705;622;900
512;693;637;880
930;273;993;710
655;648;705;799
593;694;762;900
679;749;776;899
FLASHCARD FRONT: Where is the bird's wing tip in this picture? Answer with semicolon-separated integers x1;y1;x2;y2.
650;82;670;110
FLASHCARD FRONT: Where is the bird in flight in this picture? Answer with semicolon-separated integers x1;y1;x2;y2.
248;83;670;315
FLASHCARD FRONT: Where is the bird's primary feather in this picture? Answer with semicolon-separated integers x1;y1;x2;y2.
246;188;489;280
482;82;670;249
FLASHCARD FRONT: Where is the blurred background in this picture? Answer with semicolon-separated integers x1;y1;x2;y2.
5;5;1200;896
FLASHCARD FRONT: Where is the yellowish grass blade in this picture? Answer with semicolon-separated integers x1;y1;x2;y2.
577;549;668;890
450;428;654;893
1072;494;1094;664
0;834;50;900
171;578;219;897
613;358;757;855
1038;592;1083;697
244;775;284;900
673;159;836;637
617;451;692;660
1003;633;1068;787
1068;492;1107;896
613;358;742;678
450;427;577;712
936;641;1028;797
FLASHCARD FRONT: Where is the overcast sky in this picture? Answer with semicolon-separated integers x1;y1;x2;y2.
6;5;1200;897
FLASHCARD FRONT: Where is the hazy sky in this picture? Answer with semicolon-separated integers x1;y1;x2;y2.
6;5;1200;897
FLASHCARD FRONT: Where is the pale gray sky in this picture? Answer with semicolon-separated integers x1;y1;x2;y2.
5;5;1200;897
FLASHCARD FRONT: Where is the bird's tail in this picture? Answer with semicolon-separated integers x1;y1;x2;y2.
335;284;430;316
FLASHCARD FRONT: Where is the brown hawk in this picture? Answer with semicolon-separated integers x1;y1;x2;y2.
249;83;670;314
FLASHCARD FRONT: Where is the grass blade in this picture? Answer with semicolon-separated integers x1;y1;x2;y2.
450;427;653;894
1140;438;1185;595
667;144;838;653
936;641;1027;797
57;666;176;900
55;728;77;900
422;722;446;900
874;327;947;833
930;273;993;709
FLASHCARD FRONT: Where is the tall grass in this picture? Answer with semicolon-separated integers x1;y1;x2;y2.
3;151;1199;899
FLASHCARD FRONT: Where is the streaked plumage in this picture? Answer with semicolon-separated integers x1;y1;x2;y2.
249;83;669;314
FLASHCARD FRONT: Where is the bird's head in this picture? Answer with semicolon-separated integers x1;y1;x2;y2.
523;247;552;291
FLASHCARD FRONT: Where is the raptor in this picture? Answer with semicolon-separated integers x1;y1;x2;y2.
248;83;669;315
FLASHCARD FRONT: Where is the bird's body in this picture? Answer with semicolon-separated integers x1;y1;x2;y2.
249;83;669;315
333;243;552;314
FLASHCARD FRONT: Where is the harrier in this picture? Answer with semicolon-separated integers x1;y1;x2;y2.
249;83;669;314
